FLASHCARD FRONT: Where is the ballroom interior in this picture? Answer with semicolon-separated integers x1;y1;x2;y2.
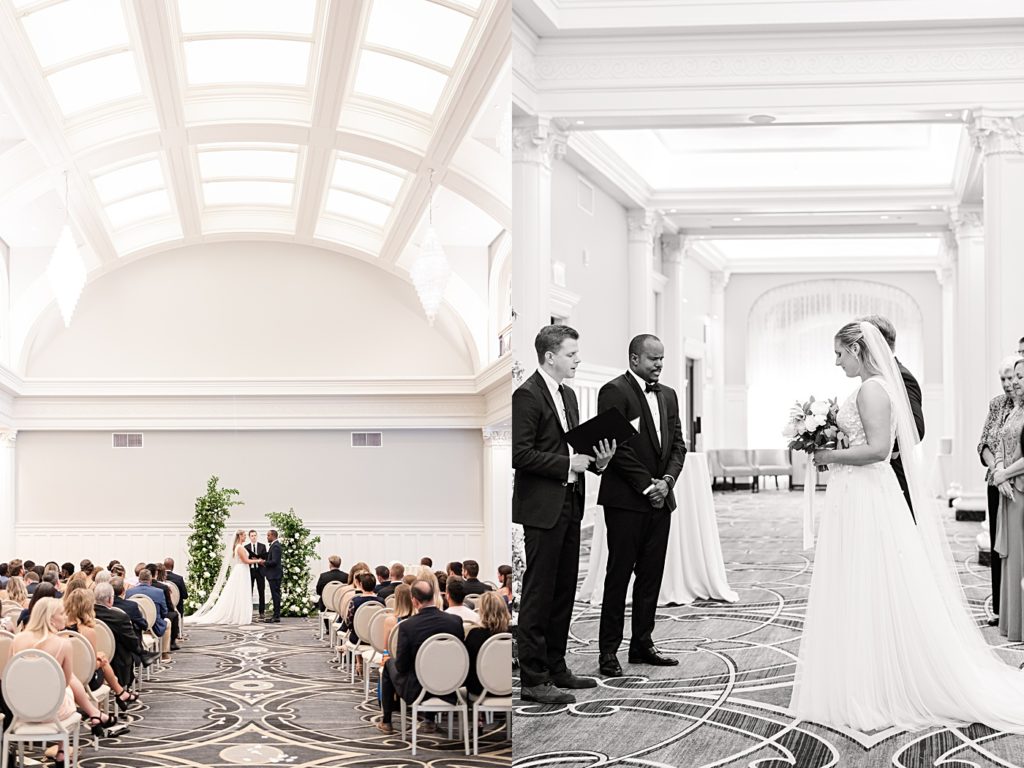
512;2;1024;767
0;0;511;764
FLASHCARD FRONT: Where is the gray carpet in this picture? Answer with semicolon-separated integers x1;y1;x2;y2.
76;619;510;767
512;489;1024;768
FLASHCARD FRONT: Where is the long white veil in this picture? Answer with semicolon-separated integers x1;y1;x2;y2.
188;533;236;619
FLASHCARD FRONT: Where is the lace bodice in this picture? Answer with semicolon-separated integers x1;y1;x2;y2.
837;376;896;461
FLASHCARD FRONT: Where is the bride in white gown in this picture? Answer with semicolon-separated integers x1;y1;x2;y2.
188;529;263;626
791;320;1024;733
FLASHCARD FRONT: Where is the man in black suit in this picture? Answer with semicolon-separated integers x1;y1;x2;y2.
377;563;403;600
94;582;142;689
246;530;268;619
859;315;925;521
315;555;349;610
163;557;188;615
460;560;492;596
597;334;687;676
513;325;616;704
111;576;147;636
373;565;393;595
379;580;463;732
263;529;283;622
149;563;181;651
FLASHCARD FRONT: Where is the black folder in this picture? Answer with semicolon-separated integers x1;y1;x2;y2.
565;408;639;455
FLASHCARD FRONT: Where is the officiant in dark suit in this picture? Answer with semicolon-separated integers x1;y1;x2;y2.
263;529;282;623
597;334;686;677
246;529;268;619
513;325;616;704
859;315;925;521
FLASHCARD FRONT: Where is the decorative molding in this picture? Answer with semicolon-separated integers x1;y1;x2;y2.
969;112;1024;156
660;233;687;264
511;116;567;168
482;428;512;446
710;270;732;292
550;284;582;320
0;430;15;446
627;209;661;245
949;204;984;239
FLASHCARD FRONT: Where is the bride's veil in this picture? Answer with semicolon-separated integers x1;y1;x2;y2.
188;532;236;618
858;321;1002;664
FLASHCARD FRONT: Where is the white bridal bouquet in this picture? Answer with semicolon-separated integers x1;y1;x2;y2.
782;395;843;549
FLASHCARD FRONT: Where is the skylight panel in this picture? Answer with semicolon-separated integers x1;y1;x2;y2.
199;149;297;180
331;159;404;202
104;189;171;229
93;158;165;203
21;0;129;69
364;0;473;69
353;51;447;115
178;0;317;36
184;40;311;86
325;190;392;227
47;51;141;115
202;181;294;207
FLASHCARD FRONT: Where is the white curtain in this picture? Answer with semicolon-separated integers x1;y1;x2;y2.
746;279;925;449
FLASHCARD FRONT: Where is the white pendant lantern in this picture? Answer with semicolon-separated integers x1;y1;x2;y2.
410;169;451;325
46;223;86;327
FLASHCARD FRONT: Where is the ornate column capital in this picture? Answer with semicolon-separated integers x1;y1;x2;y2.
710;270;731;293
627;209;662;246
482;428;512;447
969;111;1024;156
0;430;16;447
949;204;984;240
660;232;688;264
511;116;567;168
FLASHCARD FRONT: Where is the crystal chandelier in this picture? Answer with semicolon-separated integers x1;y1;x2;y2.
410;169;451;325
46;174;86;327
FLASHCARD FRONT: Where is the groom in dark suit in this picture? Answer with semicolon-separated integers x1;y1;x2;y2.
513;325;615;704
597;334;687;676
263;530;282;623
246;530;268;618
859;315;925;521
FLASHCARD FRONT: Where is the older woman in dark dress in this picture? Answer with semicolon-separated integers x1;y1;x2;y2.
979;355;1021;625
993;359;1024;641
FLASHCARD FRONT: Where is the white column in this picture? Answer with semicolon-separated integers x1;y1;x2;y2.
512;116;565;362
481;427;512;580
938;236;957;441
970;112;1024;379
626;210;660;338
708;270;730;449
660;233;687;393
951;206;987;497
0;430;14;560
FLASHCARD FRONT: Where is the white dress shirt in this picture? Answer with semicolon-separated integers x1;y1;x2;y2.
446;604;481;623
628;369;661;446
538;367;577;483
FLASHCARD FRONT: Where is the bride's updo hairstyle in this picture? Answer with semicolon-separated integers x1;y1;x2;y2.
835;321;884;375
233;529;246;546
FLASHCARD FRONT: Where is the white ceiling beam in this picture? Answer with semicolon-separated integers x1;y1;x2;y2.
130;0;202;241
0;3;119;265
295;0;366;240
380;0;512;265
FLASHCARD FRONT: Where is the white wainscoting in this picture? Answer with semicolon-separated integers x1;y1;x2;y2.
15;521;485;584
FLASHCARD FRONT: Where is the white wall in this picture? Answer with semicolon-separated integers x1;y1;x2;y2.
24;241;474;378
551;160;630;369
683;259;712;344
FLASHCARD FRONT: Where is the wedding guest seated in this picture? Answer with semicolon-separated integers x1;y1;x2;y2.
377;563;403;600
415;566;444;608
163;558;188;616
373;565;393;595
64;587;139;712
435;571;448;608
151;563;181;651
420;557;433;568
447;561;463;579
12;596;116;756
8;559;23;578
347;561;371;587
24;570;40;592
17;581;57;629
444;577;480;623
126;569;170;660
111;576;148;636
0;563;8;588
345;572;384;644
497;564;514;607
79;559;95;583
375;584;414;734
60;562;75;582
461;560;493;596
5;575;28;607
93;569;111;585
23;560;35;573
315;555;348;611
380;581;463;734
94;582;143;694
464;591;511;697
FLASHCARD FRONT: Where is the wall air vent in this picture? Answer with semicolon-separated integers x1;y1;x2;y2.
112;432;143;448
351;432;382;448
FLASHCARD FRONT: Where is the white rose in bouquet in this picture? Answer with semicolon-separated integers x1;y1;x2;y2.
803;414;822;432
809;400;831;417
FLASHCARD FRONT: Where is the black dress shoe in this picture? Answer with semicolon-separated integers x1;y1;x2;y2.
170;643;181;651
988;617;1000;626
270;617;281;623
628;648;679;666
550;671;597;689
519;682;575;704
599;653;622;677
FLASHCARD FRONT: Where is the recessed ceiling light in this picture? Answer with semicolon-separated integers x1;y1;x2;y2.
575;120;584;125
930;204;938;209
748;114;776;125
732;216;742;222
944;112;954;118
669;209;677;213
880;215;889;220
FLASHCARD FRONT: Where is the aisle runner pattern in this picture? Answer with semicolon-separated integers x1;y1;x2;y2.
513;490;1024;768
90;620;510;767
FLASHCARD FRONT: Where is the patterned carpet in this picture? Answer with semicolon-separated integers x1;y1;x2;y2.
512;489;1024;768
74;619;510;767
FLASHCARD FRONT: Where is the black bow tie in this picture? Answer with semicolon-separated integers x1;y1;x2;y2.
645;382;661;394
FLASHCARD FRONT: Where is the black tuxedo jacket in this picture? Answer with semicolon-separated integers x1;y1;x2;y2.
264;540;282;581
513;370;586;529
597;373;687;513
165;570;187;613
245;543;267;573
95;603;142;684
896;359;925;442
315;570;348;610
113;595;147;636
391;607;463;702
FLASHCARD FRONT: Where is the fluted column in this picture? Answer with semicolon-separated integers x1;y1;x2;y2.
708;270;730;449
627;210;660;338
0;430;15;560
970;112;1024;380
512;116;566;360
660;233;687;392
482;427;512;580
951;206;986;496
